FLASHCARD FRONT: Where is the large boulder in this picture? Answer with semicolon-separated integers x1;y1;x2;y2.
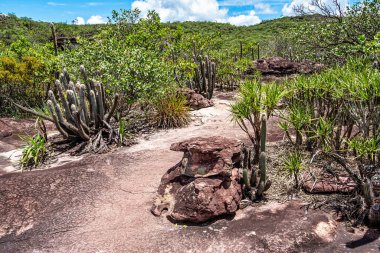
245;57;324;76
178;88;214;110
151;136;243;223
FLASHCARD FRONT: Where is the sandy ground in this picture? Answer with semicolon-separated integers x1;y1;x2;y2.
1;92;379;252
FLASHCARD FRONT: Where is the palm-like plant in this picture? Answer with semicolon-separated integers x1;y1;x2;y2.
231;79;285;162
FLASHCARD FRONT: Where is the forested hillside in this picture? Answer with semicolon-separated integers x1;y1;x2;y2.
0;13;319;54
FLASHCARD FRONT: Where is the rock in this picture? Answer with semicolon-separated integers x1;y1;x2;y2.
246;57;324;76
178;88;214;110
303;174;356;194
152;136;244;223
0;130;12;138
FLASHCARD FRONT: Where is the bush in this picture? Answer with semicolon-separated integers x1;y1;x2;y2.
60;41;173;105
152;92;190;129
282;58;380;225
19;133;47;171
0;55;50;115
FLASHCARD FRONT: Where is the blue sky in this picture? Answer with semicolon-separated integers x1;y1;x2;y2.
0;0;356;26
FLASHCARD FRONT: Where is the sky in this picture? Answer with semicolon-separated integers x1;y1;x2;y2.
0;0;357;26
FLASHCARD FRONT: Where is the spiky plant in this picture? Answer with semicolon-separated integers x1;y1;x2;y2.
14;66;121;153
231;79;285;163
283;151;303;188
153;92;190;129
19;133;47;171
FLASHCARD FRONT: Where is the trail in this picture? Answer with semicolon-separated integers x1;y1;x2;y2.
0;92;378;253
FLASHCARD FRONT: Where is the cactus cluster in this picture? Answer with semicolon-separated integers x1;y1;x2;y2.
14;66;120;153
193;55;216;100
242;114;271;199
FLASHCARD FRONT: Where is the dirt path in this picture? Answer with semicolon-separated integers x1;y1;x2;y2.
1;93;379;252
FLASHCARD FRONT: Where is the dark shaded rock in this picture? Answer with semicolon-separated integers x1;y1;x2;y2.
178;88;214;110
0;130;12;139
152;136;243;223
247;57;324;76
303;174;356;194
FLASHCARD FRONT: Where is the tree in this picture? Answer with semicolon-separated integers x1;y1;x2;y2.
290;0;380;63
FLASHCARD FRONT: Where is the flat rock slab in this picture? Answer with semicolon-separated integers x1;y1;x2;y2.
303;174;356;194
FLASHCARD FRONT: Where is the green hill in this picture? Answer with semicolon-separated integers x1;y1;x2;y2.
0;13;320;52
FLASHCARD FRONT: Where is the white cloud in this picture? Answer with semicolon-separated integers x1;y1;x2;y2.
132;0;228;22
87;15;107;24
219;0;252;7
73;16;85;25
47;2;66;6
255;3;276;14
227;10;261;26
282;0;348;16
87;2;105;6
131;0;261;26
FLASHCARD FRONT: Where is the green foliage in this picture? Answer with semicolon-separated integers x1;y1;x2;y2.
59;10;175;106
0;54;52;116
283;151;303;175
282;58;380;152
288;1;380;63
231;80;285;120
231;79;285;162
0;13;101;46
283;151;303;188
153;92;190;129
117;115;127;147
347;136;380;162
19;133;47;171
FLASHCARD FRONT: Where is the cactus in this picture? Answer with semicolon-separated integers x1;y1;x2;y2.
243;168;250;189
260;114;267;153
241;113;270;200
242;147;251;189
256;114;270;198
13;66;121;153
191;42;216;99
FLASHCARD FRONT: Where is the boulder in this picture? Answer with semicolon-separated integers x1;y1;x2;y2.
152;136;243;223
303;174;356;194
246;57;324;76
178;88;214;110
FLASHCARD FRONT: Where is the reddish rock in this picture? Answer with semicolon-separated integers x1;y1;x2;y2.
152;136;243;223
303;174;356;194
178;88;214;110
246;57;324;76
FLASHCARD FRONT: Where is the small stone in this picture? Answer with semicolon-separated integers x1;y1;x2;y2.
246;231;256;237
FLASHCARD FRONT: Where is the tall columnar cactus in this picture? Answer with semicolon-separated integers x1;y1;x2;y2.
256;114;270;198
14;66;120;153
242;114;271;199
191;43;216;99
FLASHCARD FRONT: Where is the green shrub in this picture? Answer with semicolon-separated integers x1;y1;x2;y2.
19;133;47;171
152;92;190;129
283;151;303;188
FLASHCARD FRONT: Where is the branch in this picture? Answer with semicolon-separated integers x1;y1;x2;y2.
325;152;361;186
13;101;54;122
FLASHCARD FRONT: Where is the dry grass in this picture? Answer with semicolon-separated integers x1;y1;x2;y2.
153;92;191;129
